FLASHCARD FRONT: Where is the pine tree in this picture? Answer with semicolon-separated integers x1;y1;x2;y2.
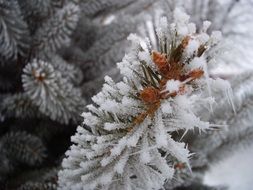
58;9;234;190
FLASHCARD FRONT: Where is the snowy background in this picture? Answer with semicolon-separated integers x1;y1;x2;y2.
205;144;253;190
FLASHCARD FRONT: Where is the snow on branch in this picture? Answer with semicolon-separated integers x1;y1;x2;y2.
33;2;80;56
58;8;233;190
22;59;84;124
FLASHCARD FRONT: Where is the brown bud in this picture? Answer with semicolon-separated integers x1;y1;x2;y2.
152;51;167;71
32;69;45;82
140;87;160;104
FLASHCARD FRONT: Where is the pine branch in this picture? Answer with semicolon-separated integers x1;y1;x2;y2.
0;0;30;62
1;0;252;189
17;0;52;34
80;0;157;18
22;59;84;124
157;0;253;72
0;131;46;167
81;0;136;17
47;53;83;85
58;9;232;190
33;2;80;56
0;93;39;121
17;182;57;190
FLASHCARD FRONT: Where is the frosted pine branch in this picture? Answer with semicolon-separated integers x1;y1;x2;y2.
0;0;30;62
58;9;233;190
22;59;84;124
48;54;83;85
33;2;80;56
154;0;253;73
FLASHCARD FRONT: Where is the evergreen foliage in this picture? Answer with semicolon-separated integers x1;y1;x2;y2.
1;131;46;166
58;9;233;190
0;0;253;189
0;0;83;188
18;182;57;190
22;59;83;124
0;131;47;185
0;0;30;62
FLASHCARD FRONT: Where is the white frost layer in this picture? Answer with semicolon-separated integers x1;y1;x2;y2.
166;80;181;92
